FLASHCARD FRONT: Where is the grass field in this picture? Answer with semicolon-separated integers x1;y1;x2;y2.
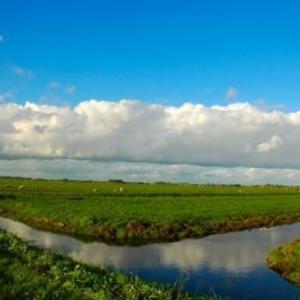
1;177;300;243
267;239;300;285
0;229;218;300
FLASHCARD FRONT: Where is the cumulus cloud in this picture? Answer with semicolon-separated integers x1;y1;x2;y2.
1;100;300;169
226;86;239;100
257;135;282;153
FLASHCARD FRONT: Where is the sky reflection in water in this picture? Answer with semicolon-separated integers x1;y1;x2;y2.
1;217;300;299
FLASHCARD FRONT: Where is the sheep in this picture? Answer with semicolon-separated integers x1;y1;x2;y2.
17;185;25;190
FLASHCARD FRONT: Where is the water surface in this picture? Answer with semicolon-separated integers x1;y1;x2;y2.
0;217;300;299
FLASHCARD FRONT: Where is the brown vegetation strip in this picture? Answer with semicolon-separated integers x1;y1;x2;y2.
266;239;300;286
1;208;300;245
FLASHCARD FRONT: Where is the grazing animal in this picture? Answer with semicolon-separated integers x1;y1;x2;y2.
17;185;25;190
119;187;123;192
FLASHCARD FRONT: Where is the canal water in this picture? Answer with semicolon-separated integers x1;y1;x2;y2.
1;216;300;299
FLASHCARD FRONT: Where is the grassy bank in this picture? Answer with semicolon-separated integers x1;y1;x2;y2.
1;177;300;244
0;229;217;299
267;240;300;285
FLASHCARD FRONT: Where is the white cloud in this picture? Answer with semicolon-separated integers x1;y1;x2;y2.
65;85;76;94
0;35;4;43
1;100;300;169
226;86;239;100
10;64;33;78
257;135;282;153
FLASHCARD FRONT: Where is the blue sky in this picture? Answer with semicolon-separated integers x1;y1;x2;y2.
2;1;300;183
1;0;300;109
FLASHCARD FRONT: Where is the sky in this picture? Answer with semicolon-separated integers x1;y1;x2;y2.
1;0;300;183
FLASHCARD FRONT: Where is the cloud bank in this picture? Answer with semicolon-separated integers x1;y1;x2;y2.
1;100;300;169
1;159;300;185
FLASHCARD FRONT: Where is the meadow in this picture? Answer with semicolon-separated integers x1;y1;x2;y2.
1;177;300;243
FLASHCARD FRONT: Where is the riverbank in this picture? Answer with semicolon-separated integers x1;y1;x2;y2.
267;239;300;285
1;177;300;244
3;216;300;299
0;228;218;299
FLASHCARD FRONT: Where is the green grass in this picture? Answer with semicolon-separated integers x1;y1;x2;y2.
0;229;218;300
1;177;300;243
267;240;300;285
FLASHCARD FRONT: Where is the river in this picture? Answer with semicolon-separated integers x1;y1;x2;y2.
1;216;300;299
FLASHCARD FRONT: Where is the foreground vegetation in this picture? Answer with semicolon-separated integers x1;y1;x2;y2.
0;229;217;299
1;177;300;244
267;240;300;285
